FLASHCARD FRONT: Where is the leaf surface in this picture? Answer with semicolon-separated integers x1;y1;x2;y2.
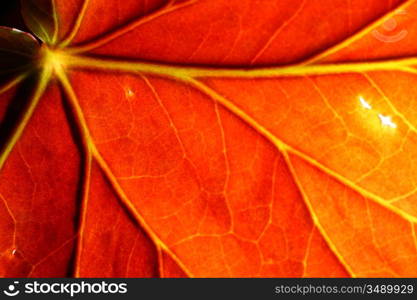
1;0;417;277
0;27;38;84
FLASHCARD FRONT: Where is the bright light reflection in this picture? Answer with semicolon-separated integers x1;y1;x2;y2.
359;96;372;109
378;114;397;128
125;88;135;98
358;96;397;129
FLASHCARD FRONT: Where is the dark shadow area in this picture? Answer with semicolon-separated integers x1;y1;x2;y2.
59;85;86;277
0;72;38;156
0;1;27;31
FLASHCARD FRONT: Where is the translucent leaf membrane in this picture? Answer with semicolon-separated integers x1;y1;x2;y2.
0;82;79;277
76;162;159;277
317;1;417;63
66;0;405;65
56;0;168;45
289;154;417;277
2;0;416;277
159;251;188;278
20;0;57;43
203;72;417;216
27;0;170;46
66;70;348;277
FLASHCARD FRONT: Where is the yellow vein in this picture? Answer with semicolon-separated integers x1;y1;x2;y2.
56;68;194;278
213;101;233;231
185;78;417;224
73;151;92;278
364;73;417;134
281;150;356;277
62;53;417;79
362;73;417;202
66;0;198;54
303;0;416;64
250;0;306;64
156;246;165;278
51;0;59;44
302;227;315;277
34;21;51;44
218;236;233;277
411;224;417;253
141;75;188;155
93;147;195;278
59;0;91;47
56;66;94;277
0;193;17;248
27;236;76;277
288;145;417;223
0;73;28;95
59;56;417;223
0;67;52;171
125;235;139;276
401;66;417;75
364;198;399;276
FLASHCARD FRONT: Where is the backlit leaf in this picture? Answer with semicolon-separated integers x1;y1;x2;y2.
0;26;38;83
0;0;416;277
20;0;58;44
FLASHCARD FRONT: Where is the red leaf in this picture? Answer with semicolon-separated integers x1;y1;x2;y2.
0;0;416;277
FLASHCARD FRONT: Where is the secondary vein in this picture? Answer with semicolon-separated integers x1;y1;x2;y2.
184;77;417;224
0;67;52;171
56;67;194;278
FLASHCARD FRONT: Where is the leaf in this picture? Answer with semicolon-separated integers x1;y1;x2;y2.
1;0;417;277
0;27;38;83
20;0;58;44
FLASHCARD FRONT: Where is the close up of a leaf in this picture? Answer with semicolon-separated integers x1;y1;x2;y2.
1;0;417;278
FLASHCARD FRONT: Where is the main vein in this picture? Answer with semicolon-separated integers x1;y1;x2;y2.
61;53;417;79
